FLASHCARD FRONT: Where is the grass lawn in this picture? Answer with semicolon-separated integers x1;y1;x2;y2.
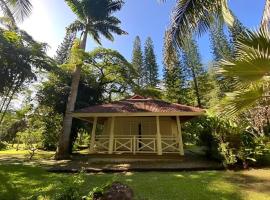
0;164;270;200
0;149;270;200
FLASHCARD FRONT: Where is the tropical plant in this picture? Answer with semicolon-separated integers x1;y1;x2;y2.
0;0;32;27
0;28;53;124
56;0;127;159
218;28;270;116
167;0;234;47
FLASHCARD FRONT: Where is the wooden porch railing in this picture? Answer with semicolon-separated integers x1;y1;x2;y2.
94;135;180;154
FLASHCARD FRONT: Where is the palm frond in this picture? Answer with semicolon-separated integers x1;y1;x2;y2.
66;20;85;34
220;83;268;116
64;0;85;20
170;0;233;47
219;28;270;116
0;0;16;26
219;28;270;87
7;0;32;22
107;0;124;14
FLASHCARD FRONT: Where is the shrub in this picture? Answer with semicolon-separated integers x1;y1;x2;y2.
0;141;7;150
184;115;270;168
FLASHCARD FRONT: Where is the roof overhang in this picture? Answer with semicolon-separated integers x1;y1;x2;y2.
72;111;205;118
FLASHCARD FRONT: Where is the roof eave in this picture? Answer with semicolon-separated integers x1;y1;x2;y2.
72;111;205;118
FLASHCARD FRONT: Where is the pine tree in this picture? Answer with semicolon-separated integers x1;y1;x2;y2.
143;37;159;87
131;36;143;85
182;37;205;107
163;31;186;103
54;30;76;65
229;18;246;55
210;20;233;61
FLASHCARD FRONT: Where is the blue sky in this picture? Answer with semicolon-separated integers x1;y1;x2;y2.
21;0;266;76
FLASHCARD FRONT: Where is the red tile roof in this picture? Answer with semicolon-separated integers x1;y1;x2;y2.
75;95;204;114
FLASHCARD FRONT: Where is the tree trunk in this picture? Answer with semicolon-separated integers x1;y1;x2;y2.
55;31;88;160
261;0;270;29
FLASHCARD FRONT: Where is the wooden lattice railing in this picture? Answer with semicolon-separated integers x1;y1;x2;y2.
94;135;180;154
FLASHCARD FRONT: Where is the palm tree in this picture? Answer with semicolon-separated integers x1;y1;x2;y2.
0;0;32;27
218;28;270;116
55;0;127;159
166;0;270;116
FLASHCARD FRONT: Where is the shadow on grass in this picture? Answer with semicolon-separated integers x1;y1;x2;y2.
0;164;249;200
225;172;270;195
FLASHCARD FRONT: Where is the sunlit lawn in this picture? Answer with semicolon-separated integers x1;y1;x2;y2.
0;149;270;200
0;164;269;200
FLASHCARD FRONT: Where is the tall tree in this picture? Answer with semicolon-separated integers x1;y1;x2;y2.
210;20;232;62
56;0;127;159
209;19;233;95
143;37;159;87
0;28;53;125
163;31;186;103
131;36;143;86
55;30;76;65
182;37;204;107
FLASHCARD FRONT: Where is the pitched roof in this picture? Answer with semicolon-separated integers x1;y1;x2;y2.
74;95;204;114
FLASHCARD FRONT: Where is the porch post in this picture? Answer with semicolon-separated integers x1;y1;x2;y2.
156;116;162;155
89;117;98;153
176;116;184;155
108;117;115;154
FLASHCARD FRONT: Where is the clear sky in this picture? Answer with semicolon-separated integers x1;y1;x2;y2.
20;0;266;75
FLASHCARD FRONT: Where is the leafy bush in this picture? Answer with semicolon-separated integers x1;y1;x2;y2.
184;115;270;168
0;141;7;150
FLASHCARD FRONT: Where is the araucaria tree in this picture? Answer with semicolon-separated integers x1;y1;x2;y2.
131;36;143;86
143;37;159;87
163;31;186;103
55;30;76;65
182;38;205;108
56;0;127;159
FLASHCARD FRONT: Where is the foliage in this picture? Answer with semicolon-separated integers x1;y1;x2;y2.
0;28;54;124
163;31;187;103
167;0;234;48
84;47;136;101
0;0;32;27
132;86;163;99
143;37;159;87
0;141;7;150
218;28;270;116
181;37;207;107
131;36;143;86
55;30;76;65
66;0;127;45
185;115;270;168
210;19;233;62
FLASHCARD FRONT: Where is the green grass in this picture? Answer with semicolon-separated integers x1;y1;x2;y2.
0;164;270;200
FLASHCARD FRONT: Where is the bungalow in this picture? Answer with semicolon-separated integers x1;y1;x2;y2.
72;95;204;156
